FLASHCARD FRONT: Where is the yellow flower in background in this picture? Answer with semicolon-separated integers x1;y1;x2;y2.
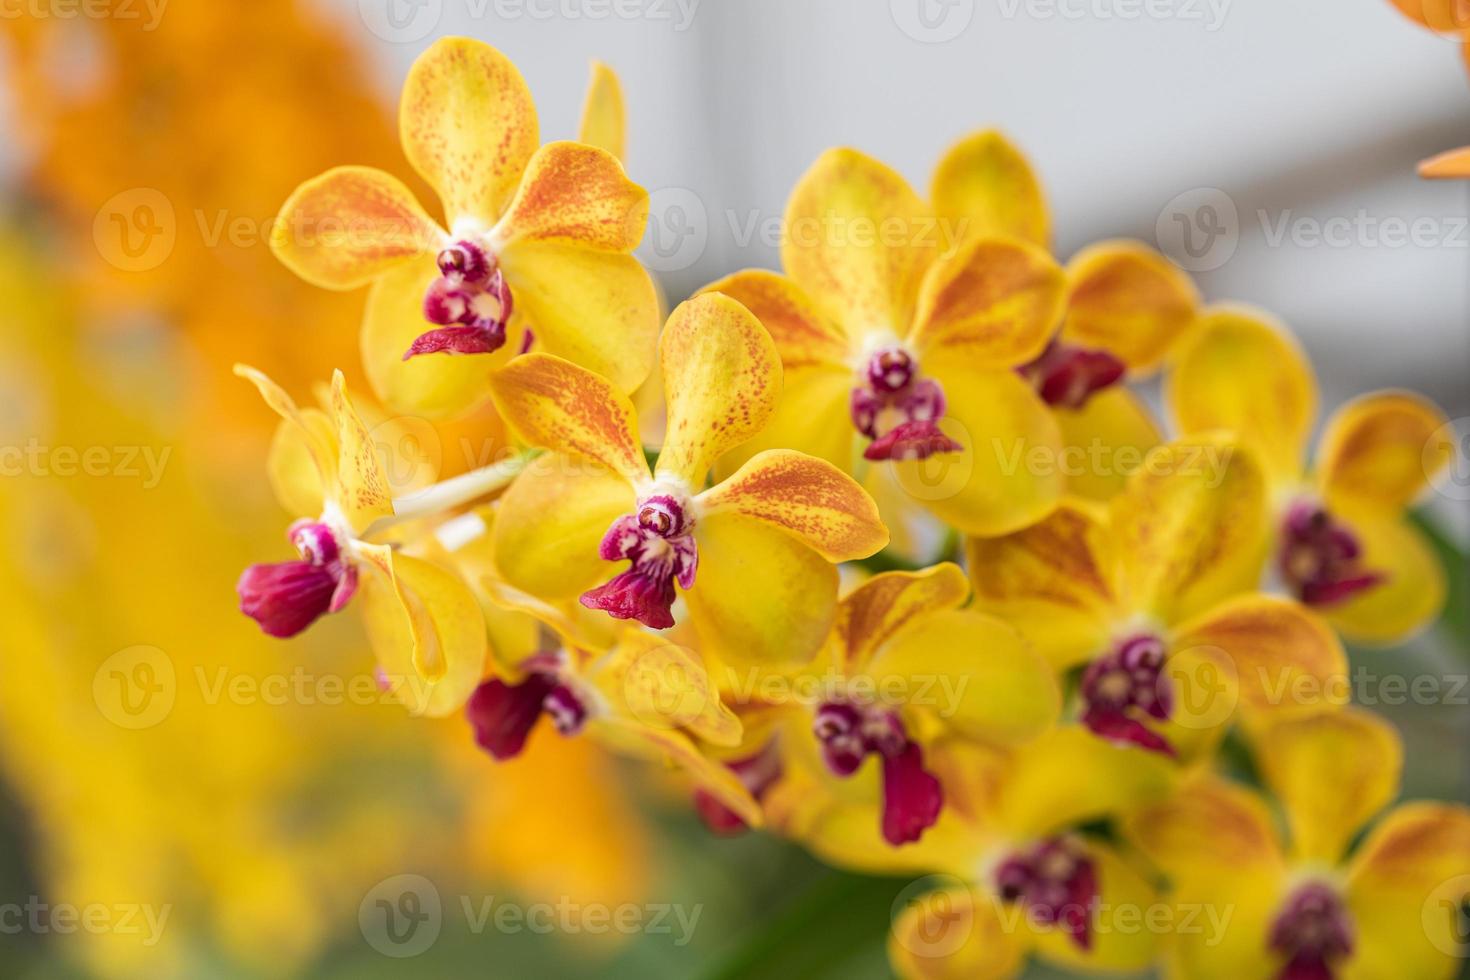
968;436;1347;756
272;36;659;419
700;563;1059;849
1124;707;1470;979
1168;308;1455;644
1385;0;1470;178
485;292;888;667
702;146;1068;543
886;728;1176;979
930;131;1201;501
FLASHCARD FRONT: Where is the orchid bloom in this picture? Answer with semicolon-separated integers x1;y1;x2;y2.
1168;308;1455;644
697;563;1060;848
1385;0;1470;177
1125;707;1470;980
233;365;495;716
968;436;1348;757
483;292;888;667
885;727;1176;979
700;146;1070;543
271;38;657;418
455;555;761;828
928;130;1202;501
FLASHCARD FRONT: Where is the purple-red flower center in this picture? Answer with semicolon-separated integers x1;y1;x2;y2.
1079;634;1175;756
812;700;942;845
1018;339;1127;410
1278;500;1385;607
994;837;1099;950
850;346;963;462
465;660;591;761
237;520;357;638
1269;881;1354;980
581;493;698;630
404;239;515;360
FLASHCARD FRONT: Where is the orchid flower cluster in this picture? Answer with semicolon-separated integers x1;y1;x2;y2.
237;38;1469;979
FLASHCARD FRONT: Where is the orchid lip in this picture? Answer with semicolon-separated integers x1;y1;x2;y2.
406;237;513;360
993;837;1098;951
465;661;594;761
1269;880;1354;979
237;520;356;638
812;699;942;846
1278;499;1385;607
849;347;962;462
1079;633;1175;756
1018;338;1127;410
581;491;697;630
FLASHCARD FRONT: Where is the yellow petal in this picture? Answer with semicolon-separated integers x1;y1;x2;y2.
966;500;1118;670
269;166;441;290
1252;707;1403;865
1166;306;1316;481
685;512;837;668
907;237;1065;366
863;609;1060;746
588;717;762;827
1419;145;1470;179
929;129;1049;247
360;254;509;419
399;37;539;225
487;352;649;485
781;147;936;341
1316;390;1452;513
711;364;854;481
356;548;488;717
491;455;636;600
887;361;1063;537
1053;387;1162;502
833;563;970;672
587;629;742;747
1157;878;1283;980
327;370;394;531
497;241;659;394
266;414;327;518
655;293;781;486
1322;510;1447;646
490;142;647;252
699;449;887;561
233;364;336;496
577;61;625;163
698;269;850;369
888;883;1028;980
1122;773;1286;887
1171;594;1347;719
1346;803;1470;980
1029;843;1158;974
995;726;1176;838
1109;435;1270;625
1060;239;1199;374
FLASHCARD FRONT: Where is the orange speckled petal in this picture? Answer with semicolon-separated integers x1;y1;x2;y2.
490;141;647;252
655;293;781;487
399;37;539;226
1061;239;1199;374
930;128;1049;247
698;269;851;369
698;449;887;562
1317;390;1453;513
327;370;395;531
834;563;970;672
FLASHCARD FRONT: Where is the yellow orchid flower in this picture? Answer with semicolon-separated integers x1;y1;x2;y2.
968;436;1348;756
886;728;1177;979
1168;308;1455;644
449;540;764;829
1124;707;1470;979
692;563;1060;849
930;130;1201;501
233;364;509;716
271;37;658;418
483;291;889;667
701;146;1070;540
